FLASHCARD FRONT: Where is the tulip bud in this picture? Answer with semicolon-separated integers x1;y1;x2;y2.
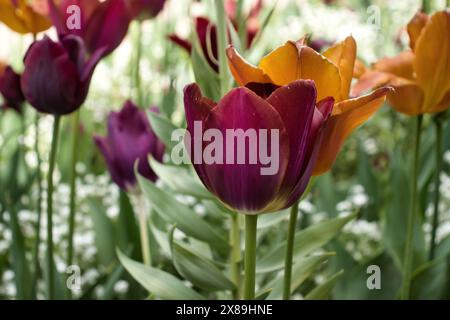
94;101;165;191
126;0;166;21
21;35;104;115
0;66;25;113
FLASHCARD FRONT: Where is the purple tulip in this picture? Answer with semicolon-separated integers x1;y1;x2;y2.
48;0;131;57
21;35;104;115
94;101;165;191
183;80;333;214
0;66;25;113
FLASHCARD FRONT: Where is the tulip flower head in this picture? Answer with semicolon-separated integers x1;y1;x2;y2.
353;10;450;116
0;65;25;113
94;101;165;192
48;0;131;57
0;0;51;34
21;35;105;115
227;36;391;175
184;80;333;214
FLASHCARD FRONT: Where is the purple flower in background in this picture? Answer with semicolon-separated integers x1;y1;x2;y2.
48;0;131;57
94;101;165;191
21;35;104;115
0;66;25;113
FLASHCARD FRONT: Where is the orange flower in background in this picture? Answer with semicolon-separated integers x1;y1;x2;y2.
227;35;391;175
0;0;51;34
353;10;450;116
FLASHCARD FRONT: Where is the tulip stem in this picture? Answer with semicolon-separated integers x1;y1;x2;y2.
215;0;231;96
283;200;300;300
236;0;247;50
47;115;61;300
401;114;423;300
32;113;43;298
67;111;80;275
230;213;241;299
135;21;143;106
429;115;444;261
244;214;258;300
135;192;151;266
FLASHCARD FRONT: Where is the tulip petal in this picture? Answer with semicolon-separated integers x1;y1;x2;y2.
353;58;367;79
284;97;334;206
258;41;342;101
407;11;429;50
265;80;317;197
414;10;450;113
226;45;271;86
323;36;356;100
0;0;50;34
84;0;131;56
184;84;290;213
374;51;415;80
351;70;393;97
386;77;424;116
313;87;390;175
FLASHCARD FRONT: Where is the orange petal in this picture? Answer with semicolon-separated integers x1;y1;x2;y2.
351;70;393;97
0;0;50;34
414;10;450;113
226;45;271;86
353;58;367;79
373;51;415;80
407;11;429;50
313;87;391;176
259;41;342;101
323;36;357;100
386;77;424;116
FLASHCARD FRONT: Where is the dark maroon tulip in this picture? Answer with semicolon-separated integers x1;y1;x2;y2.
183;80;333;214
94;101;165;191
21;35;104;115
0;66;25;113
126;0;166;20
48;0;131;57
309;38;334;53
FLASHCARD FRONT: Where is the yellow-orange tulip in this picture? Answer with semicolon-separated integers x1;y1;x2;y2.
353;10;450;116
0;0;51;34
227;35;391;175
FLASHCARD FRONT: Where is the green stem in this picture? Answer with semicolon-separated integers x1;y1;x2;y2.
283;200;300;300
244;214;258;300
67;111;80;272
429;116;443;261
230;213;241;299
401;114;423;300
215;0;231;96
236;0;247;49
135;21;143;106
31;113;43;297
422;0;431;13
46;115;61;300
135;193;151;266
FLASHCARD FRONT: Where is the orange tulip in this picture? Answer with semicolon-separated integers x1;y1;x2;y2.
353;10;450;116
227;35;391;175
0;0;51;34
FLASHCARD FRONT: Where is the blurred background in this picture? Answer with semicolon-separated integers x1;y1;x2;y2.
0;0;449;300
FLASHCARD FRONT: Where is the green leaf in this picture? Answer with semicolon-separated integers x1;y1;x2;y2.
258;209;289;229
266;253;334;299
171;240;235;291
191;35;221;101
257;212;356;273
305;270;344;300
146;111;179;150
149;158;213;199
117;249;204;300
88;198;116;267
137;175;228;251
